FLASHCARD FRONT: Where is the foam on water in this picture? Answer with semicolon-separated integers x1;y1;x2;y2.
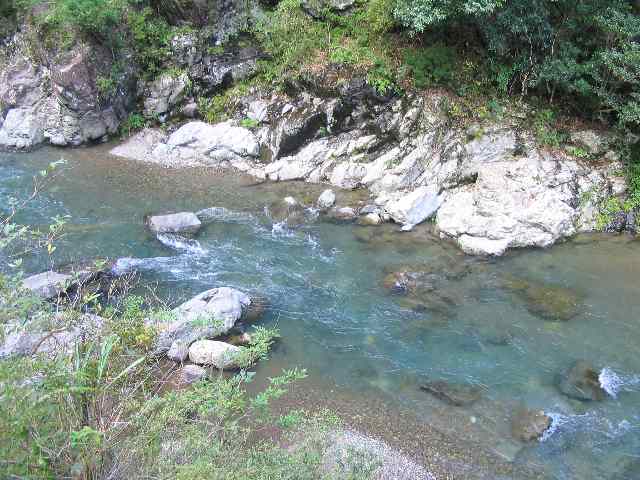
156;233;207;255
599;367;640;399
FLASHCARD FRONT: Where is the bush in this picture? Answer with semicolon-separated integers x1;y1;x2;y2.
404;44;456;89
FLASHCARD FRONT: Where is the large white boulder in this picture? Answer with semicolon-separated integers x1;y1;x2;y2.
155;287;251;353
147;212;202;235
0;108;44;150
384;185;443;229
153;121;260;164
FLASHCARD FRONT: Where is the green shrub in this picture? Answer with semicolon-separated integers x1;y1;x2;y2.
126;6;172;80
404;44;456;89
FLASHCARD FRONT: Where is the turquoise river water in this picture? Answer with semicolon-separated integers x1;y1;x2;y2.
1;145;639;479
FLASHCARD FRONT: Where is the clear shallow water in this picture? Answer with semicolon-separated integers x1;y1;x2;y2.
1;146;640;479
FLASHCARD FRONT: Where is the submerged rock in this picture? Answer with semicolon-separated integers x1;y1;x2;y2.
558;360;607;401
155;287;253;353
147;212;202;235
188;340;241;369
511;408;552;442
382;262;471;295
267;196;307;227
419;380;482;407
504;276;581;321
21;271;72;299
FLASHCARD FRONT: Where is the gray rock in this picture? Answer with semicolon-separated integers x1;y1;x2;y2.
155;287;252;353
511;408;551;442
0;314;104;359
266;104;326;159
153;121;260;166
420;380;482;407
181;364;207;384
268;197;306;227
358;212;383;226
558;360;606;401
247;100;268;123
167;340;190;362
143;73;189;118
188;340;241;369
181;102;199;118
147;212;202;235
385;186;442;230
22;271;72;299
327;206;357;222
317;189;336;209
0;108;44;149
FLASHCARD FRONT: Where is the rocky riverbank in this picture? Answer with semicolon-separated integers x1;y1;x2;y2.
109;89;630;256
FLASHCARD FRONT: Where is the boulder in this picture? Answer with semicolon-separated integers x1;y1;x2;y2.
0;108;44;150
147;212;202;235
188;340;241;369
357;212;383;226
511;408;552;442
558;360;606;401
317;189;336;209
181;364;208;384
327;206;357;222
167;340;190;362
419;380;482;406
22;271;72;299
153;121;260;165
385;186;442;230
0;314;104;359
504;276;581;321
155;287;252;352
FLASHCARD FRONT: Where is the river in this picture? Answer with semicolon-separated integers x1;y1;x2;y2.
1;144;639;479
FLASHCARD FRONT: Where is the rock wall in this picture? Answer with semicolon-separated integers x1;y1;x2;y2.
111;84;629;256
0;32;136;150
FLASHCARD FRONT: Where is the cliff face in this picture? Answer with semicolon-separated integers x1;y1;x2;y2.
0;29;137;149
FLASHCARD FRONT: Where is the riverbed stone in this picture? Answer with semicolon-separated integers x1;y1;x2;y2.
181;364;208;384
511;408;552;442
268;197;306;227
22;271;72;299
155;287;252;353
504;276;581;321
188;340;241;369
147;212;202;235
419;380;482;406
327;206;357;222
167;340;190;362
317;189;336;209
385;186;443;230
558;360;606;401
